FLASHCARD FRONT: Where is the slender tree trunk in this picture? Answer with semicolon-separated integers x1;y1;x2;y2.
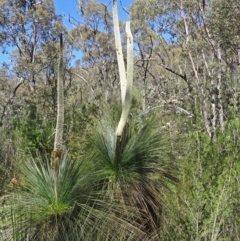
29;14;37;92
142;82;147;112
217;45;224;132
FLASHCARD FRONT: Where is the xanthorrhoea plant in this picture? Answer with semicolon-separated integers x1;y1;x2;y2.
4;155;140;241
54;33;64;199
80;3;178;238
85;115;178;238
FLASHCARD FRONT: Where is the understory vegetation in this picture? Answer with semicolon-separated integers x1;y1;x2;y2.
1;0;240;240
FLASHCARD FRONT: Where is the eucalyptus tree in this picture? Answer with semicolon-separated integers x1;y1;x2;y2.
130;0;240;139
0;0;73;163
0;0;65;92
128;1;240;240
69;0;120;105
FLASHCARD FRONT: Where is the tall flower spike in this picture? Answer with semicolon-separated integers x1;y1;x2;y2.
53;33;64;199
113;0;133;138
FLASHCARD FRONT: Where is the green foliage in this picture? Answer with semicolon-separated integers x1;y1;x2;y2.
160;119;240;240
84;112;179;237
1;107;180;240
0;129;14;194
1;154;143;241
13;101;54;159
65;103;99;160
1;0;240;240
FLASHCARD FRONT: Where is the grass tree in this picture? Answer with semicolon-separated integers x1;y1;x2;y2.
0;2;179;240
1;34;71;241
81;0;179;239
1;31;143;241
85;116;178;237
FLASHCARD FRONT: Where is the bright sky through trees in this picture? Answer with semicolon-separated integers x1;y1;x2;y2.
55;0;133;26
0;0;134;64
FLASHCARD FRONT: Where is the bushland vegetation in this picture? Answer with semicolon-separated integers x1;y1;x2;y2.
1;0;240;240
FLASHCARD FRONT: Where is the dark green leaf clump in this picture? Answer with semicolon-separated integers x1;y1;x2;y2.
2;155;144;241
84;115;179;237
